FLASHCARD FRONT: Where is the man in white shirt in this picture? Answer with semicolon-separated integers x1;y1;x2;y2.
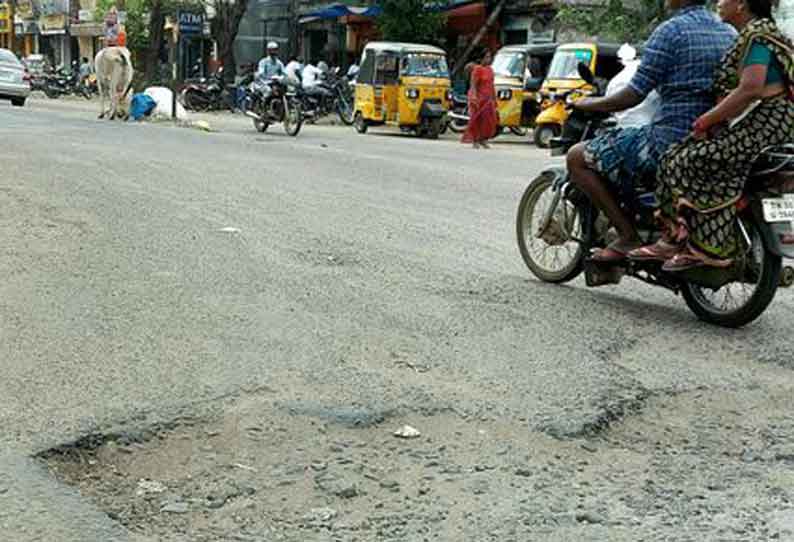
605;44;661;128
256;42;285;83
301;61;328;91
285;56;303;85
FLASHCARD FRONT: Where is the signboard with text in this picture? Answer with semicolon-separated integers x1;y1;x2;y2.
178;11;204;36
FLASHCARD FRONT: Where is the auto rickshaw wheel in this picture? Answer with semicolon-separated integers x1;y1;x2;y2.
354;112;368;134
422;118;442;140
534;124;560;148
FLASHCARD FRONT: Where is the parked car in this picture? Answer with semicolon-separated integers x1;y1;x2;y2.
0;48;31;106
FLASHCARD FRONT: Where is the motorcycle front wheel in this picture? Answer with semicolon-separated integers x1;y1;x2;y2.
516;172;587;283
681;219;781;328
336;94;355;125
282;97;303;137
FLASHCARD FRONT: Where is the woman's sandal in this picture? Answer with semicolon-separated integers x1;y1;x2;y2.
628;240;680;262
662;247;733;272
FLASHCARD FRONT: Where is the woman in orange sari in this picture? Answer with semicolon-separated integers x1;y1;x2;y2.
463;50;499;149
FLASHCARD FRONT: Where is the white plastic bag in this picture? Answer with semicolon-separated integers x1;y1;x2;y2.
143;86;189;120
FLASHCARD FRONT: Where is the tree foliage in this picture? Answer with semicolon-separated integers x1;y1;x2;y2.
377;0;447;46
210;0;248;82
555;0;666;42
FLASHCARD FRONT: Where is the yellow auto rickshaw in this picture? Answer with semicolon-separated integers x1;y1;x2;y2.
491;42;557;137
533;43;626;147
353;42;451;139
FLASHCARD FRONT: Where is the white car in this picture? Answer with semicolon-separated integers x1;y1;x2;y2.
0;48;31;106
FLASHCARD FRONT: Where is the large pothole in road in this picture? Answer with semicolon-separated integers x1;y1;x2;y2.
38;394;627;542
38;386;794;542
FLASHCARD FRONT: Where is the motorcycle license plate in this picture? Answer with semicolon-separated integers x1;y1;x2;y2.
762;195;794;222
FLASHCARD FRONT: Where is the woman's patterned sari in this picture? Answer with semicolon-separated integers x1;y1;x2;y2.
656;18;794;258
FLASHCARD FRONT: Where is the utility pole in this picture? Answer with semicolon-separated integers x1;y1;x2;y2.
451;0;506;76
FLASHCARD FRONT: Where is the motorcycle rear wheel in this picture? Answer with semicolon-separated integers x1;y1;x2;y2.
44;85;60;99
681;219;781;328
183;89;209;111
517;172;587;283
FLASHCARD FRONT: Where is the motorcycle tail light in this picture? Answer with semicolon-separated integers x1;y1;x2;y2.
735;196;750;212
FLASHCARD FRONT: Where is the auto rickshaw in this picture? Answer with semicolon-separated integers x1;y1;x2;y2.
353;42;451;139
491;42;557;137
533;43;625;147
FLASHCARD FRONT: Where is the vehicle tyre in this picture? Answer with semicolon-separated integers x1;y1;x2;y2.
424;118;442;140
44;84;60;99
183;89;207;111
10;97;25;107
448;116;467;134
81;86;92;100
283;97;303;137
533;123;560;148
516;172;586;283
510;126;529;137
336;94;355;125
681;219;781;328
253;114;269;132
354;112;368;134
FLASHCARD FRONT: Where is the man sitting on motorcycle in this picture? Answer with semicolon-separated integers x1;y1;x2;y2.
567;0;736;262
302;61;329;94
257;42;285;83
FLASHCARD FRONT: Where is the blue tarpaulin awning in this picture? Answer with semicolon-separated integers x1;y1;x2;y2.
299;4;383;24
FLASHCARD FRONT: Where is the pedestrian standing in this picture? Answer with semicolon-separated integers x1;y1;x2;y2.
462;50;499;149
104;6;120;48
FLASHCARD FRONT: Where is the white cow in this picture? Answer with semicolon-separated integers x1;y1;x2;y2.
95;46;134;120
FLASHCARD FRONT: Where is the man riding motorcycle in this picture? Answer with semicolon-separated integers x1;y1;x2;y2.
566;0;736;263
256;42;285;98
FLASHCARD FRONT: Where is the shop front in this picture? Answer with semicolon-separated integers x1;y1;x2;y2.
39;12;72;67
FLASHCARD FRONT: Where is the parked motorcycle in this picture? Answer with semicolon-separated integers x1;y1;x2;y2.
244;76;303;137
516;63;794;328
180;67;234;111
42;62;93;99
299;69;355;125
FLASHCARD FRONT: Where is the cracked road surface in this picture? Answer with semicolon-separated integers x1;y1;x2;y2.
2;99;794;541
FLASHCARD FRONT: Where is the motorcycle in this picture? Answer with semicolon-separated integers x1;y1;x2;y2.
42;63;93;99
244;76;303;137
447;92;529;137
516;63;794;328
299;69;355;125
180;67;234;111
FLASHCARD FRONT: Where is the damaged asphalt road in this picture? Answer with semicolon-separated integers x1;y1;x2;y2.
2;100;794;541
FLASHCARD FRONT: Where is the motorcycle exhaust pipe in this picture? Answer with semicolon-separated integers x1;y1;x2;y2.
244;110;262;121
780;265;794;288
448;112;470;122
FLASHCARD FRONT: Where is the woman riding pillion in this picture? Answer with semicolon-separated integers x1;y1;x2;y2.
631;0;794;271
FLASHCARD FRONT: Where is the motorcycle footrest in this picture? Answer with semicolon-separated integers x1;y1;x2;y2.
584;258;625;287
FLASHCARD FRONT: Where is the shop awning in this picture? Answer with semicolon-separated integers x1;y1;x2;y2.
444;1;486;35
299;4;383;24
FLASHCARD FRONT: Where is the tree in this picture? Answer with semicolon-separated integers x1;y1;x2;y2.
96;0;204;85
555;0;666;42
210;0;248;83
377;0;446;46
